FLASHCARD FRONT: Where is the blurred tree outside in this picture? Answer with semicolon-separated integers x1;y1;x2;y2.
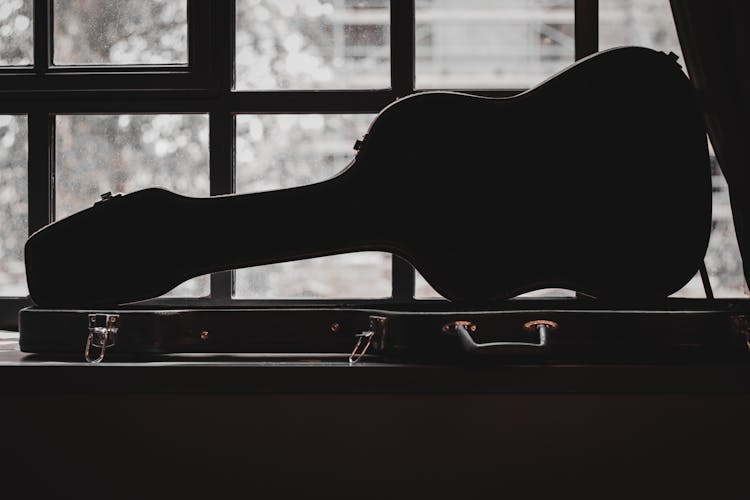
0;0;32;297
0;0;31;296
0;0;32;65
53;0;187;64
0;116;28;295
235;0;389;89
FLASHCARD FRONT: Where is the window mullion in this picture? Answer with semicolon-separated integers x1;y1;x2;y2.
208;0;235;301
573;0;598;302
208;111;235;301
575;0;599;60
27;111;54;234
33;0;51;72
390;0;415;97
187;0;213;85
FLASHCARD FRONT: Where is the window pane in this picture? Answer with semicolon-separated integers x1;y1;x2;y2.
0;116;28;296
415;270;441;299
600;0;684;65
55;114;209;297
235;0;390;90
704;174;746;297
53;0;187;65
236;114;373;191
672;150;746;298
236;253;392;299
415;272;575;299
0;0;33;65
415;0;574;89
235;113;391;298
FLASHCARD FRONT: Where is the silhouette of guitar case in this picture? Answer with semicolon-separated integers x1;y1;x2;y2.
18;47;750;362
17;301;750;363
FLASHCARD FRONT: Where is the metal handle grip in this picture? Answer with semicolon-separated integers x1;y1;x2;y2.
444;319;556;356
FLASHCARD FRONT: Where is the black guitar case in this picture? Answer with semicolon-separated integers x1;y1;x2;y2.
19;46;741;363
16;301;750;363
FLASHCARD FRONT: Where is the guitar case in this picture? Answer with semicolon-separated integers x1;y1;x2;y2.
16;301;750;363
18;46;749;363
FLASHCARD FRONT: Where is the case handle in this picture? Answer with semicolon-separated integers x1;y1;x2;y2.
443;319;557;356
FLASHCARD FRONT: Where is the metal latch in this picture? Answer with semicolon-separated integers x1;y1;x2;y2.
730;315;750;351
349;315;387;365
353;134;369;152
94;191;122;206
85;314;120;363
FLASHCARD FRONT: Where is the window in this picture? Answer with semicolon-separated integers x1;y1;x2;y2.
0;0;745;333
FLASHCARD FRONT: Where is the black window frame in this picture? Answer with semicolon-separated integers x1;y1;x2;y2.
0;0;599;330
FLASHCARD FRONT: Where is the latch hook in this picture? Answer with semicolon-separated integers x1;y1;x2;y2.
85;314;120;364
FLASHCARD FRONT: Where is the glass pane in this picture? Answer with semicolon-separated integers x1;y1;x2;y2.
235;113;391;298
415;0;574;89
704;175;746;297
0;0;33;65
55;114;209;297
415;272;575;299
236;253;392;299
236;114;373;191
415;270;441;299
0;116;28;296
235;0;390;90
672;150;747;298
53;0;187;65
600;0;684;67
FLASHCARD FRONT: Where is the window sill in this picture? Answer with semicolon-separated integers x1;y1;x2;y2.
2;349;750;395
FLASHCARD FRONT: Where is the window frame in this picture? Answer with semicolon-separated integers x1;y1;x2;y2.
0;0;599;330
0;0;213;90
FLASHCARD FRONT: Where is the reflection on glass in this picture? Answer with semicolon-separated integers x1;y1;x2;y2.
0;116;28;296
416;0;574;89
55;114;209;297
235;0;390;90
0;0;33;65
234;113;391;298
53;0;187;65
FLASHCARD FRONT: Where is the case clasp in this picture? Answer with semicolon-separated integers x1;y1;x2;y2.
85;314;120;363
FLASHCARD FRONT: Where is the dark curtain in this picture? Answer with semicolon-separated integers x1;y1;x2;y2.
670;1;750;289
